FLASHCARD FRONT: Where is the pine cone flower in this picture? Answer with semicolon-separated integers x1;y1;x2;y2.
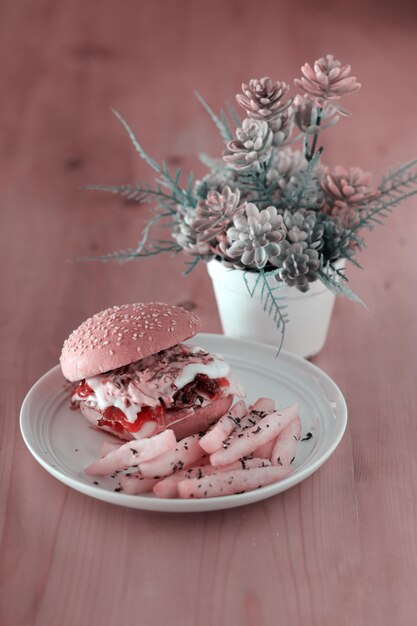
236;77;291;121
283;209;324;250
273;242;320;292
321;166;379;208
194;168;236;199
294;55;361;112
174;206;214;259
191;186;243;243
226;203;287;269
223;119;273;171
322;203;359;231
269;108;295;146
267;149;324;208
266;148;307;198
214;232;247;270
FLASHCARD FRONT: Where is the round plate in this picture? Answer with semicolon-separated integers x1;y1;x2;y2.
20;334;347;512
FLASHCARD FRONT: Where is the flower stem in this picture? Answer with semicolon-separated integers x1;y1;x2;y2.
308;107;323;161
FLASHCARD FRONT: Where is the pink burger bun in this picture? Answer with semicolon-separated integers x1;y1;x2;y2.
60;302;201;382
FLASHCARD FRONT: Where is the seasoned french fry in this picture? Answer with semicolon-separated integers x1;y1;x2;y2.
271;415;302;466
249;397;276;415
199;400;247;454
119;473;159;495
139;433;207;478
210;404;299;467
153;466;214;498
85;429;176;475
153;457;271;498
253;440;275;460
178;466;294;498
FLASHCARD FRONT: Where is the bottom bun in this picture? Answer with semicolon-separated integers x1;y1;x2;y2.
79;395;234;441
166;395;233;440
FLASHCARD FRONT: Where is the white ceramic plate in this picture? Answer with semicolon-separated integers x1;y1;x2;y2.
20;334;347;512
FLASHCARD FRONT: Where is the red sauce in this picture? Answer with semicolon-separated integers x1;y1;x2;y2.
76;381;94;398
129;406;162;432
97;414;126;435
98;405;162;434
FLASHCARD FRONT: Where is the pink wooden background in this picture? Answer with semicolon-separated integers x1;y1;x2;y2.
1;1;417;624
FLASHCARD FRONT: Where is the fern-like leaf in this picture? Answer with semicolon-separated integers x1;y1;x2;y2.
195;92;234;143
134;212;174;255
84;240;182;263
183;256;201;275
378;158;417;197
186;171;195;196
318;266;367;307
242;270;288;354
243;270;262;297
86;183;179;207
282;149;322;211
111;108;161;173
226;102;241;128
220;109;234;141
342;179;417;246
111;109;194;207
198;153;227;172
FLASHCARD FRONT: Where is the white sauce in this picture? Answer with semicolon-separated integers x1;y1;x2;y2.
86;375;139;423
174;357;230;389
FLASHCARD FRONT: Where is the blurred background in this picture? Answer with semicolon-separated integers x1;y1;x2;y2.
1;0;417;378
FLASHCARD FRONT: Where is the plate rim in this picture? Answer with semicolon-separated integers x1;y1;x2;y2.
20;333;348;512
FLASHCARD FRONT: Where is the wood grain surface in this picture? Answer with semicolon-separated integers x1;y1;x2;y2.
1;1;417;625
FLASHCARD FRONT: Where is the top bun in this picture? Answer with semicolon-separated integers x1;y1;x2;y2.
60;302;201;382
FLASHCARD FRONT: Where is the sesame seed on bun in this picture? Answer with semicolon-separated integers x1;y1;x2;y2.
60;302;201;382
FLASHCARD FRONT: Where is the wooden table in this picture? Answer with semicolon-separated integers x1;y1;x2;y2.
2;1;417;624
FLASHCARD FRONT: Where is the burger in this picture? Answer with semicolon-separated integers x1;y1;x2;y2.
60;302;244;441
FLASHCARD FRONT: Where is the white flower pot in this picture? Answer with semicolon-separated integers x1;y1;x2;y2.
207;260;344;358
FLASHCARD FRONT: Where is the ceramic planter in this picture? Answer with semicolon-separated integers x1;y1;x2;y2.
207;259;345;358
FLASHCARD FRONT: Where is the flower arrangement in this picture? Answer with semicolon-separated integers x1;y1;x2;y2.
89;54;417;348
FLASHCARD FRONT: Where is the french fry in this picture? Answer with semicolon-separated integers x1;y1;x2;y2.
153;465;214;498
271;415;302;466
249;397;276;415
220;457;271;471
178;465;294;499
210;404;299;467
139;433;207;478
238;412;260;430
119;473;159;495
253;440;275;459
85;429;177;475
199;400;247;454
153;457;271;498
